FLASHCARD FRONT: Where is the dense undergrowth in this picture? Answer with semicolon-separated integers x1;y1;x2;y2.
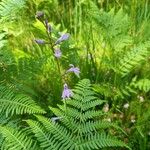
0;0;150;149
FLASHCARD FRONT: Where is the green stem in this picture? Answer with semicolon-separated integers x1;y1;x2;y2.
42;21;62;83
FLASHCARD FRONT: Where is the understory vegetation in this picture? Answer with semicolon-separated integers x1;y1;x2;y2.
0;0;150;150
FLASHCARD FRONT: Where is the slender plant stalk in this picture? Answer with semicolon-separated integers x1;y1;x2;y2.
42;21;62;84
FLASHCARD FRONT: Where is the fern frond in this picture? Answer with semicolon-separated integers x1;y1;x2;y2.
117;42;150;76
134;78;150;92
0;0;26;21
49;79;130;149
78;133;131;150
0;112;11;125
24;79;130;150
26;119;59;150
56;102;105;122
0;32;7;49
62;107;104;122
35;115;76;150
87;2;130;41
0;86;45;116
77;120;126;135
67;98;106;111
0;125;37;150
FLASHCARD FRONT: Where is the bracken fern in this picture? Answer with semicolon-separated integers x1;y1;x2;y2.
25;79;131;150
0;86;46;117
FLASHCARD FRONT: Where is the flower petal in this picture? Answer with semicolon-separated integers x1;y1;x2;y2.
55;33;70;45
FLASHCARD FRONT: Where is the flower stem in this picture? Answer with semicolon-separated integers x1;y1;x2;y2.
42;21;62;83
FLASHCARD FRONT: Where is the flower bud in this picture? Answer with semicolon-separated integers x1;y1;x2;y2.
36;11;44;20
35;39;45;45
45;19;51;33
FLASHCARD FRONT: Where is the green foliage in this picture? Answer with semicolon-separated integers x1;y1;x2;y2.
0;79;130;149
0;32;7;48
26;79;130;150
0;0;150;149
117;42;150;77
0;0;26;21
0;86;45;117
0;126;37;150
133;78;150;92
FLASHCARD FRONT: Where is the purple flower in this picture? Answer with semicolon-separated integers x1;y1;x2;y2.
54;48;62;58
66;64;80;77
55;33;70;45
35;39;45;44
36;11;44;20
62;83;73;100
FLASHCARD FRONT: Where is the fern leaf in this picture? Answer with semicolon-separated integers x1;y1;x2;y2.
77;120;126;135
26;119;59;150
0;32;7;48
134;78;150;92
23;79;130;150
117;42;150;76
0;86;45;116
35;115;76;150
78;133;131;150
49;79;130;149
0;125;37;150
67;99;106;111
0;0;26;21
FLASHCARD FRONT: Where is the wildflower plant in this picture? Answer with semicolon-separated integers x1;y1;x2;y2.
0;79;131;150
0;1;149;149
34;11;80;100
